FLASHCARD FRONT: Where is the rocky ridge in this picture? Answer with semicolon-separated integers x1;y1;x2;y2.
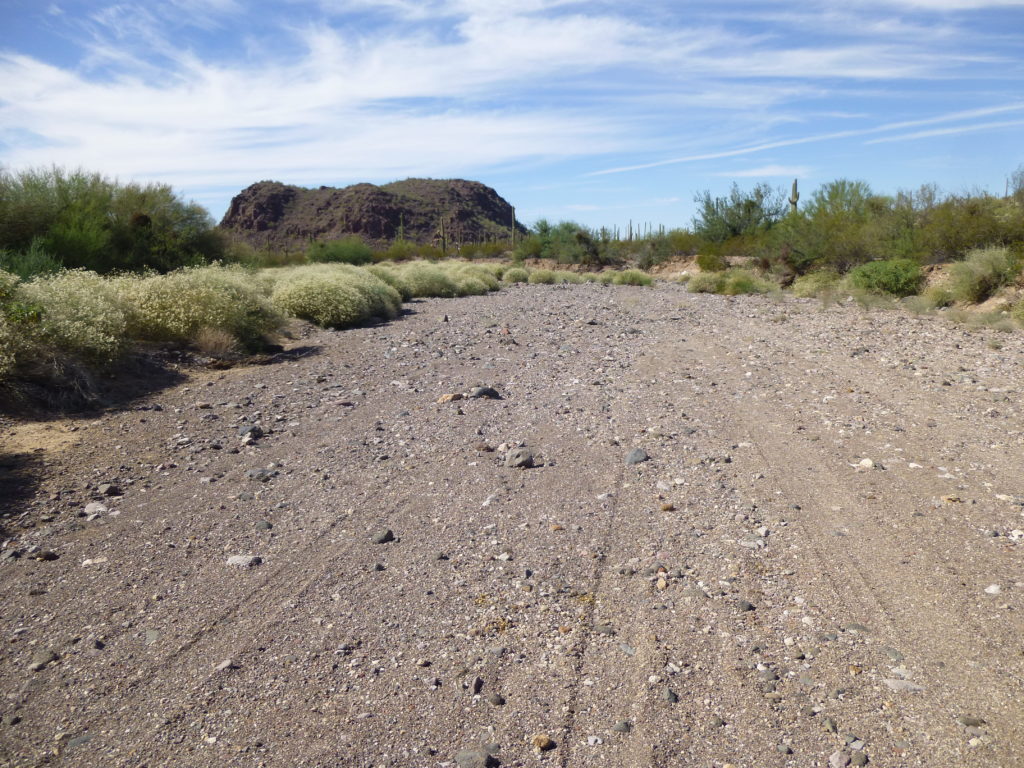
219;178;527;251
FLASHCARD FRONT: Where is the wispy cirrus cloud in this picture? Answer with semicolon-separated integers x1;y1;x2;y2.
716;165;811;178
592;103;1024;175
1;0;1022;223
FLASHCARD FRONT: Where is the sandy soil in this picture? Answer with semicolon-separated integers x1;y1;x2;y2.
1;282;1022;768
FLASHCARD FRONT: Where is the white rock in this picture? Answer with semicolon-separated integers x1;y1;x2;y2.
984;584;1001;595
858;458;874;469
227;555;262;567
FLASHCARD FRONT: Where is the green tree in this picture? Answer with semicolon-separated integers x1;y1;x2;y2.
0;166;225;274
692;182;787;243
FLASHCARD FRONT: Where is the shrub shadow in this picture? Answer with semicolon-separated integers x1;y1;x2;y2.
0;451;44;536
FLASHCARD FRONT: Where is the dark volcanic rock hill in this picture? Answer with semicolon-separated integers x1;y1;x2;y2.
219;178;527;251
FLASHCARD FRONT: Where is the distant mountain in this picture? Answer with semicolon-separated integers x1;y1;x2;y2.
219;178;527;251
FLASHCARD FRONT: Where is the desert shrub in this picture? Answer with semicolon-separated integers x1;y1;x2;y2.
451;264;500;291
267;265;400;328
118;265;281;348
19;269;129;363
307;237;373;265
223;240;306;268
365;264;413;300
696;253;728;272
946;246;1019;304
0;270;20;303
381;239;420;261
502;267;529;283
452;276;490;296
597;271;617;284
0;241;62;279
582;272;601;282
478;262;507;279
677;272;692;285
791;270;840;298
846;258;922;297
528;269;556;284
460;242;508;259
687;269;772;295
687;272;726;293
922;283;954;308
612;269;654;286
271;274;371;328
398;261;459;297
193;327;240;357
0;314;20;378
722;269;773;295
330;265;402;319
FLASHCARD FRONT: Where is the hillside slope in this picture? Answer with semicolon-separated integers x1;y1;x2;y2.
219;178;527;251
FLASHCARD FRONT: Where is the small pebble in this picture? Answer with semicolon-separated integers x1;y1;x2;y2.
531;734;555;751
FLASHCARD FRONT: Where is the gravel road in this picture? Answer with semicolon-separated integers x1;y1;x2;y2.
2;282;1023;768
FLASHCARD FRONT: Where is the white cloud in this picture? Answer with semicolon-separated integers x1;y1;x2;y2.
717;165;811;178
592;102;1024;174
864;118;1024;143
1;0;1021;219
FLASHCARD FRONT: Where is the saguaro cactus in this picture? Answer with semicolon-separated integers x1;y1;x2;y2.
789;179;800;214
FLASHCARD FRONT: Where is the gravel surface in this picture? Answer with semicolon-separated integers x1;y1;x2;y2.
1;281;1023;767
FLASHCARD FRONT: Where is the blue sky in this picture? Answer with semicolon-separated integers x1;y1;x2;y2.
1;0;1023;231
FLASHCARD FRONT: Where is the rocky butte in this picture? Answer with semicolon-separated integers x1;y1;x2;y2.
219;178;528;252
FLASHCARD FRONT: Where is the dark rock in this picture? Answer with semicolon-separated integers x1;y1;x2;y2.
612;720;631;733
372;529;395;544
97;483;121;496
238;424;264;439
246;468;275;482
468;387;501;400
737;599;756;612
255;520;273;530
455;748;496;768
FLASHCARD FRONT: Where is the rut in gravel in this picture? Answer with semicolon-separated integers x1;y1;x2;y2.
1;282;1022;768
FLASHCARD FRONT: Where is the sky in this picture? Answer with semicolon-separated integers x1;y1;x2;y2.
1;0;1023;232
